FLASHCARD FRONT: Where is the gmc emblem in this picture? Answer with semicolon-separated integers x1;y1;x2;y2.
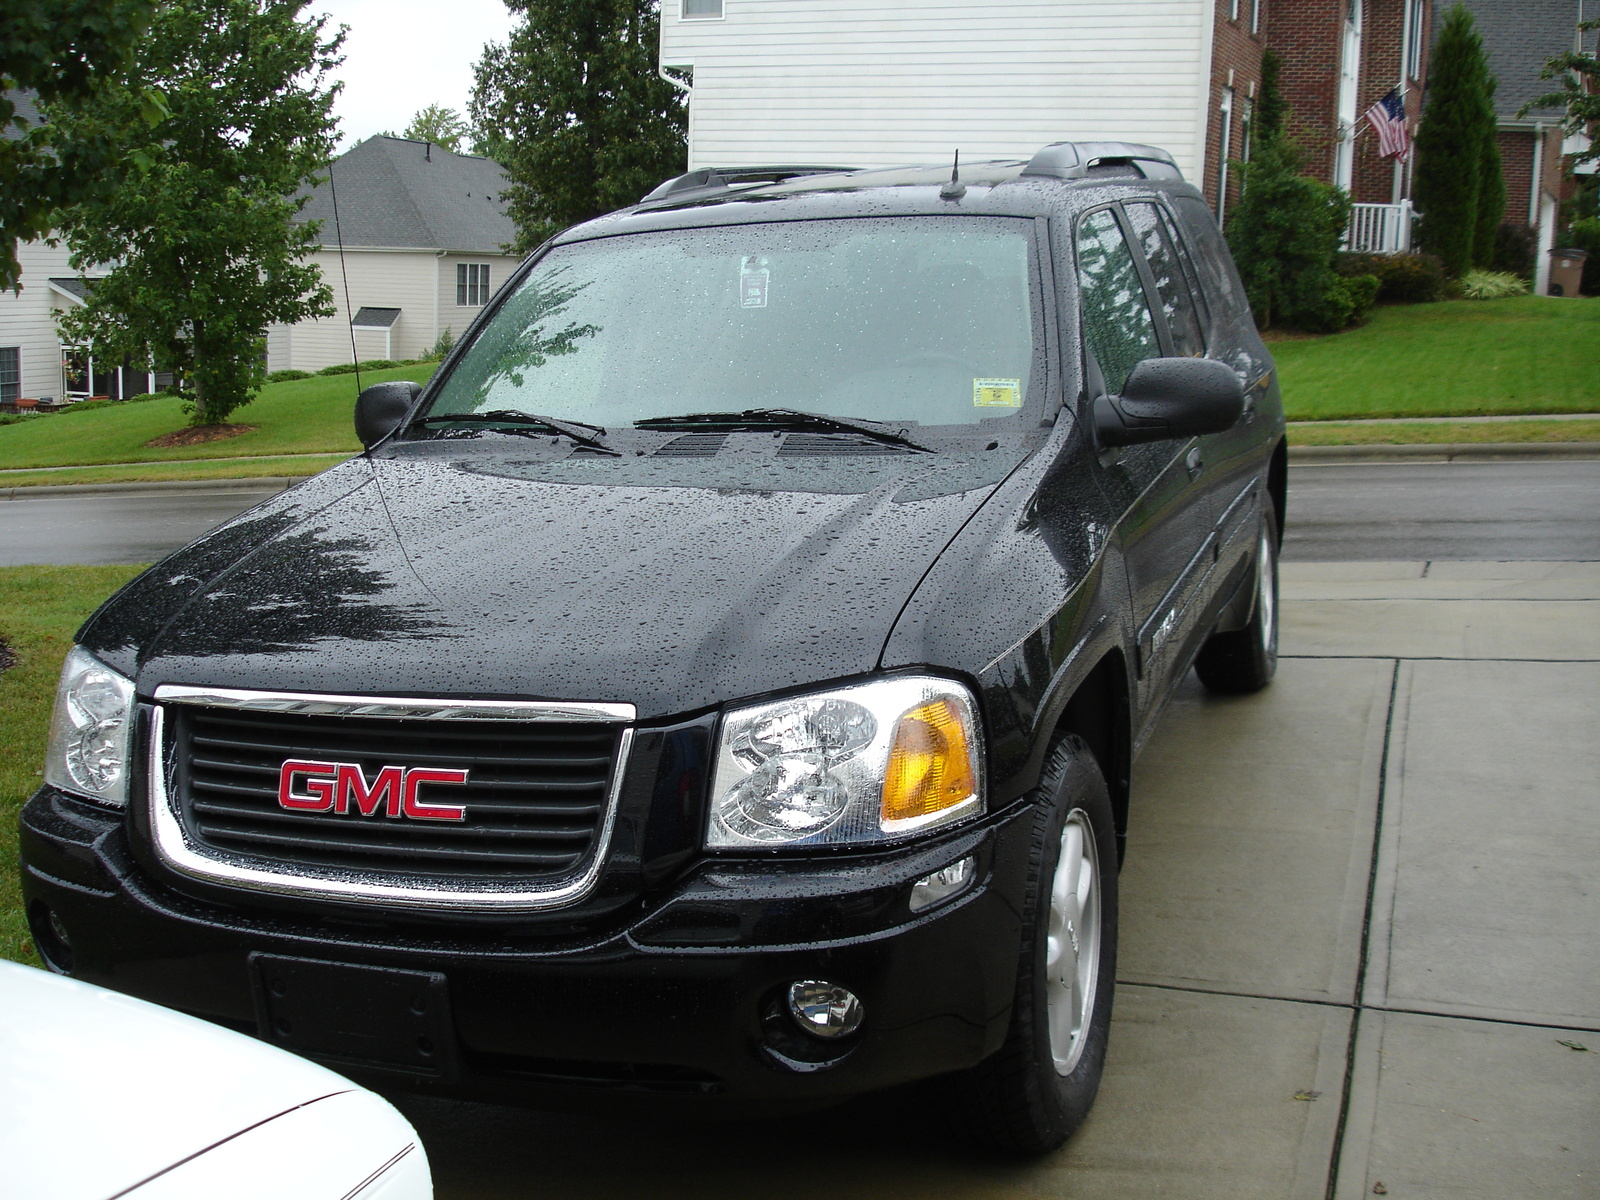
278;759;469;822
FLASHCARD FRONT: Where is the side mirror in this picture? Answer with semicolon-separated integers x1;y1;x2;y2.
354;381;422;449
1094;357;1245;448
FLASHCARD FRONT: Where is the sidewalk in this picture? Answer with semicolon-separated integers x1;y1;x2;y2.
391;560;1600;1200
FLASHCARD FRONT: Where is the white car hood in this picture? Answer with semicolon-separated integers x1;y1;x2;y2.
0;962;427;1200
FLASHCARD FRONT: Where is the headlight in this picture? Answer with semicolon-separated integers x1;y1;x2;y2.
707;676;984;849
44;647;137;807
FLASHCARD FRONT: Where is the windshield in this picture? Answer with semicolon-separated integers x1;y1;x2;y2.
424;217;1039;430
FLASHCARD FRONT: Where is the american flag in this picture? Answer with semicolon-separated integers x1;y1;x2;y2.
1365;89;1411;161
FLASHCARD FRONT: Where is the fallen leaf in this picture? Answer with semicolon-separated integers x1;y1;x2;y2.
1373;1184;1388;1196
1556;1039;1589;1052
1293;1090;1322;1101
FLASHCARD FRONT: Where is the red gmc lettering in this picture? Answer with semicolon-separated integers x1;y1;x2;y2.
277;760;468;822
401;768;470;821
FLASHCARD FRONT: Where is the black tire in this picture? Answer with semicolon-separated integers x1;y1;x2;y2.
949;736;1119;1154
1194;502;1279;694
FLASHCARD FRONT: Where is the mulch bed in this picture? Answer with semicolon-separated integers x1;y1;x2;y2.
145;423;257;448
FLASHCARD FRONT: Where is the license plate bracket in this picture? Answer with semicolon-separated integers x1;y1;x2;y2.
250;953;455;1077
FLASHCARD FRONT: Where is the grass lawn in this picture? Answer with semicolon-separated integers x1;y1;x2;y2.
0;363;436;470
1287;417;1600;445
0;455;349;489
1271;296;1600;421
0;564;145;965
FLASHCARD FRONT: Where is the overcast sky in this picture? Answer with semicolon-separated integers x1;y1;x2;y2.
310;0;519;151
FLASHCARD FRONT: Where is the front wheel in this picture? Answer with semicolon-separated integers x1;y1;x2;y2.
1195;503;1279;694
948;736;1118;1154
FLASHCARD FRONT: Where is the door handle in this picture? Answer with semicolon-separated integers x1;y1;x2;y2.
1185;446;1203;480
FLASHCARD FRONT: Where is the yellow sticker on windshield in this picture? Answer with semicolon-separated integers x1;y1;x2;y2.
973;378;1022;408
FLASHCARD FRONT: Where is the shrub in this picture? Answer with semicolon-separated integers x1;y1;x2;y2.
121;391;165;403
1490;223;1537;278
1227;136;1374;332
1336;252;1447;303
430;327;456;359
0;412;46;426
266;368;313;383
317;359;402;375
56;399;117;416
1457;270;1530;299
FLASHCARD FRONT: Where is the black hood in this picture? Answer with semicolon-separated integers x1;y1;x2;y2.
83;447;1017;720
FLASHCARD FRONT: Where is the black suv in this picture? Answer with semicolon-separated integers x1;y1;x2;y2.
22;142;1284;1152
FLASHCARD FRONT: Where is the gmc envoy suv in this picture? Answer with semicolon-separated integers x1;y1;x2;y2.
22;141;1284;1152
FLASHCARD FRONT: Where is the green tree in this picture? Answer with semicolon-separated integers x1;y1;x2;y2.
469;0;686;250
1253;48;1287;148
1226;135;1376;332
1473;76;1506;268
0;0;159;290
402;103;469;152
52;0;343;427
1414;5;1498;277
1522;18;1600;170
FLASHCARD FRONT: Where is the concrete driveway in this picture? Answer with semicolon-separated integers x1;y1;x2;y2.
391;558;1599;1199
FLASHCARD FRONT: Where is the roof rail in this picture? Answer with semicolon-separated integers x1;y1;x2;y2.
639;165;855;204
1020;142;1183;182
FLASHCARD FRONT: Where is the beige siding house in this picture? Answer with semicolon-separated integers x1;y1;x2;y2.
268;136;523;372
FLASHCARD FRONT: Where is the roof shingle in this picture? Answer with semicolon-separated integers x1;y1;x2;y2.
296;136;517;254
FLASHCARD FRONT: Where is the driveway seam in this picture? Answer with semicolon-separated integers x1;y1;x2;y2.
1323;658;1401;1200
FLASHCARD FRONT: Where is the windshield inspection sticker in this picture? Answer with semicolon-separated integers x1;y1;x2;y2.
973;378;1022;408
739;256;770;308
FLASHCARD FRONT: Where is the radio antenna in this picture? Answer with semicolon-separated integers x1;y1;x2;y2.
328;151;362;394
940;149;966;200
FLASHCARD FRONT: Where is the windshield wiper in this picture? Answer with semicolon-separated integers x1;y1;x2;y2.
634;408;931;452
412;410;620;456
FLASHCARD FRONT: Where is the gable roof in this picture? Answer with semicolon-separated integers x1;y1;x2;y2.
296;135;517;254
1440;0;1600;122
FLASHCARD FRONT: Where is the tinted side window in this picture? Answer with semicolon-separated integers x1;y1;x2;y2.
1171;195;1249;325
1075;209;1160;394
1123;201;1205;357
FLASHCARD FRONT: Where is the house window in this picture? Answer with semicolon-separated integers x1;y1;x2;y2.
1241;97;1255;163
1403;0;1425;79
1217;87;1235;224
682;0;722;17
1228;0;1240;19
0;347;19;403
1251;0;1263;33
457;263;491;306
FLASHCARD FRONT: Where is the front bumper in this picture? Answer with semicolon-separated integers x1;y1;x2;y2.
20;787;1033;1112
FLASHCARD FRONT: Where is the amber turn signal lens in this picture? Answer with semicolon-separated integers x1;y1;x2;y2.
882;698;978;826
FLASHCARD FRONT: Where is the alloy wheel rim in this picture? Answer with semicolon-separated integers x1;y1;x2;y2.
1257;524;1278;656
1045;808;1101;1075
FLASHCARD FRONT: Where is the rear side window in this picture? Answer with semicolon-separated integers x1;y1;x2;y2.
1123;202;1206;357
1171;195;1249;327
1074;209;1160;394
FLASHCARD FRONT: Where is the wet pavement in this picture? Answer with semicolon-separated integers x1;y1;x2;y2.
387;559;1598;1199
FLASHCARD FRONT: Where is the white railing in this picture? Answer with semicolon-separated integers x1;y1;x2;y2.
1345;200;1415;254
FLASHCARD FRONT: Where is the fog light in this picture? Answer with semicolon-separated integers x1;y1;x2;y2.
910;855;976;913
28;901;74;975
787;980;864;1039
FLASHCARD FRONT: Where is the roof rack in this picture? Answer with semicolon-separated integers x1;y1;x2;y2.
1020;142;1183;182
639;165;855;204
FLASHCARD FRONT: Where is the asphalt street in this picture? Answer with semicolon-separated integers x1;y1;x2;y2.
0;459;1597;567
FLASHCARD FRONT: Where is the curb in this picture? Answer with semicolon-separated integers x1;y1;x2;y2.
1288;443;1600;463
0;476;311;501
